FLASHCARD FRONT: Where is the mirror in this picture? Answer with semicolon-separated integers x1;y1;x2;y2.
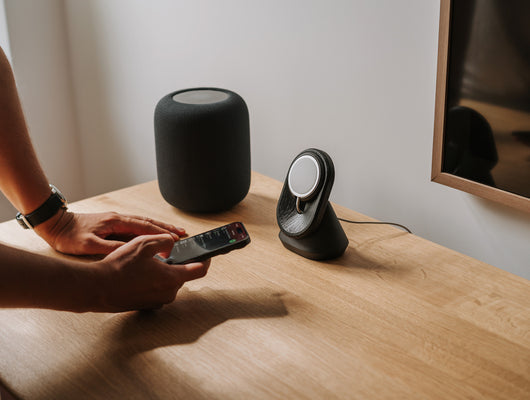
432;0;530;213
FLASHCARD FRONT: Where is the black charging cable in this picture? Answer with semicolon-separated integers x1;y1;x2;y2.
338;217;412;234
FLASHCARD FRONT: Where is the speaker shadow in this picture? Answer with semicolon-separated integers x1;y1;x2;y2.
173;191;279;229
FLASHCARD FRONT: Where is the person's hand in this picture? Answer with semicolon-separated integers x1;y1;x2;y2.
93;234;210;312
35;210;186;255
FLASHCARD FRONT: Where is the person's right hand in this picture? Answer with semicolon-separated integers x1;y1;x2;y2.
94;234;210;312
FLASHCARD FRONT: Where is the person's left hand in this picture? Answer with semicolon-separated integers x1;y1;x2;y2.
35;210;185;255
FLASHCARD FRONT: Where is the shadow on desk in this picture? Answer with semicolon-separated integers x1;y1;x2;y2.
326;230;413;272
170;192;279;229
107;287;288;350
28;287;287;400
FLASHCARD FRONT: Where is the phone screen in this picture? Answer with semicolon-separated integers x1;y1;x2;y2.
165;222;249;264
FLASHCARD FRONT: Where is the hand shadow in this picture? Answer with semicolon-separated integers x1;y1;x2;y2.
103;286;288;355
31;287;288;400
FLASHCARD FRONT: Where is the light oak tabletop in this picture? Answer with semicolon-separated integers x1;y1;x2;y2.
0;172;529;399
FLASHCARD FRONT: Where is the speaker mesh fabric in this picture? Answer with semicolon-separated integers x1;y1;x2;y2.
154;88;251;212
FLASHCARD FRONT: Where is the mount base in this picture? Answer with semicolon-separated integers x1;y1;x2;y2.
279;203;348;260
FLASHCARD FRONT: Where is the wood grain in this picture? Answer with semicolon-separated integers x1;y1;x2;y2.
0;172;529;399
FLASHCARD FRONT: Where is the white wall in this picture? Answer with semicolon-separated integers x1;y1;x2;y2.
0;0;10;58
3;0;529;279
0;0;13;222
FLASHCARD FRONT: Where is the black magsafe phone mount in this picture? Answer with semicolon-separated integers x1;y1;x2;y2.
276;148;349;260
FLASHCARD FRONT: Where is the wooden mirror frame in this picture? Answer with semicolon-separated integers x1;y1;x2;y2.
431;0;530;213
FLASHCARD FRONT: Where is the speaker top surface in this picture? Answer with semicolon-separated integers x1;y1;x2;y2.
172;89;230;105
288;154;321;200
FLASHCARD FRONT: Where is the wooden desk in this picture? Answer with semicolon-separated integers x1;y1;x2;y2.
0;172;529;399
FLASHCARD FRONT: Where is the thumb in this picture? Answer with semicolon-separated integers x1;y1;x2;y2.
172;259;211;282
133;234;176;258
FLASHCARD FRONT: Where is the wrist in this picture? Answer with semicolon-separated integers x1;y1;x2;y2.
91;259;114;312
0;243;104;311
15;184;68;230
34;209;74;249
58;259;107;313
17;253;106;312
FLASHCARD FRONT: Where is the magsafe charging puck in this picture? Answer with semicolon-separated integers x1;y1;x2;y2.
288;155;321;201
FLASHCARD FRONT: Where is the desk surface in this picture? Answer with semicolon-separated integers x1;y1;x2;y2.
0;172;529;400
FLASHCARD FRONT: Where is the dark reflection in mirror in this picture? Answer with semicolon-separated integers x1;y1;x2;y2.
444;106;497;186
443;0;530;198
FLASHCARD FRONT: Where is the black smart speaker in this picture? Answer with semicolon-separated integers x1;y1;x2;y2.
154;88;251;212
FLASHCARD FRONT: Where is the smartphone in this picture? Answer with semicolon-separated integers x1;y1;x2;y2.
157;222;250;264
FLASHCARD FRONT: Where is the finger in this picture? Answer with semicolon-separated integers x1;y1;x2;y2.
172;259;210;282
109;216;180;238
119;214;186;237
155;248;172;259
98;214;178;241
134;234;176;258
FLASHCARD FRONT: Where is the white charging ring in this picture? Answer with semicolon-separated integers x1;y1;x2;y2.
288;155;321;201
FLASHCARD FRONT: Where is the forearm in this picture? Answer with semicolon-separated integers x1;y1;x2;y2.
0;46;51;214
0;242;102;312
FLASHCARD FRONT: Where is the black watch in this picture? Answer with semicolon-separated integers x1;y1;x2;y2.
15;184;68;229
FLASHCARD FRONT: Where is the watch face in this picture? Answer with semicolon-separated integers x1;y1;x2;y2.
49;184;67;205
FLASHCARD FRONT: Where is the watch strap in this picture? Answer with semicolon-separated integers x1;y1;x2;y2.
16;186;67;229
